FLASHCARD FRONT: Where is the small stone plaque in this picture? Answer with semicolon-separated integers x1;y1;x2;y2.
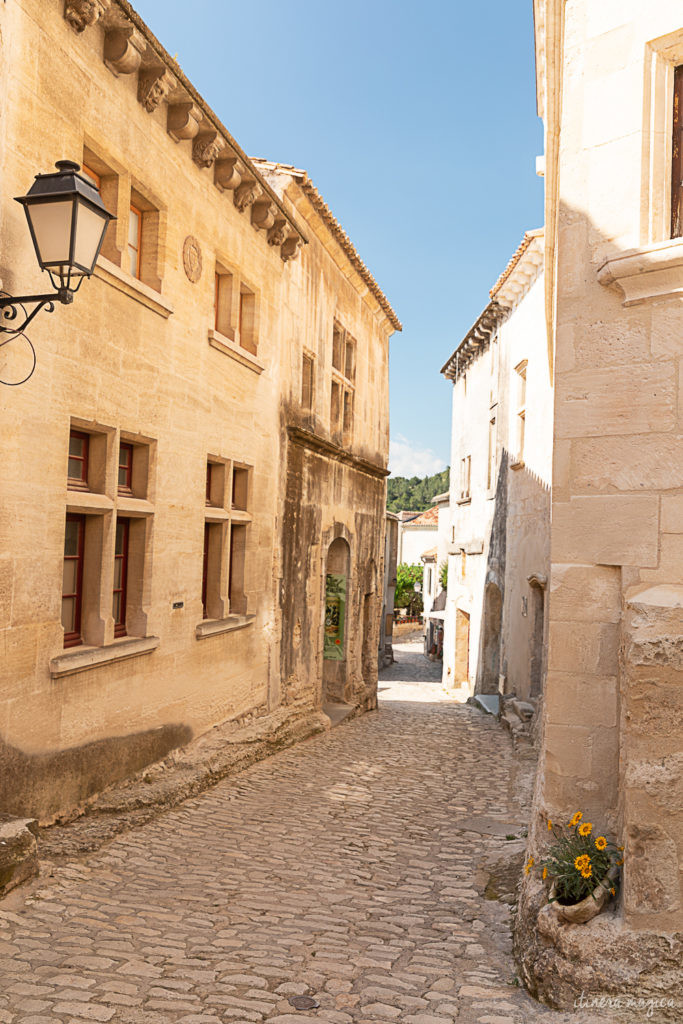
288;995;319;1010
182;234;202;283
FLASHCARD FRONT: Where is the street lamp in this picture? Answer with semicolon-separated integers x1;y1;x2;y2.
1;160;115;336
413;581;422;594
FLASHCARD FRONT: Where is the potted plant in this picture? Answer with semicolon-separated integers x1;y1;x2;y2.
525;811;623;924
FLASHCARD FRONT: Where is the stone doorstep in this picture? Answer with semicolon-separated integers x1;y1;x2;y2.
34;703;333;868
0;816;39;897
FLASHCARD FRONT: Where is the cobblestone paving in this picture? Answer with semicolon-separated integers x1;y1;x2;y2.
0;640;603;1024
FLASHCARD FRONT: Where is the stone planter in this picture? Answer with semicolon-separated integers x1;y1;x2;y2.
548;864;619;924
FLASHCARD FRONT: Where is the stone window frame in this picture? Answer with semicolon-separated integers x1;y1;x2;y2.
208;254;263;373
82;139;167;294
301;349;315;412
52;420;157;676
196;457;255;639
642;31;683;245
458;454;472;503
330;321;356;446
510;359;528;470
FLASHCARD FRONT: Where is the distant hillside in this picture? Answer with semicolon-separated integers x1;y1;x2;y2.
387;468;450;514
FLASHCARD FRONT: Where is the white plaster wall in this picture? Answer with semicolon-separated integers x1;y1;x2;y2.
398;526;438;567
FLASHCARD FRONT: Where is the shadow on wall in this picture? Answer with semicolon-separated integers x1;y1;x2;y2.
474;450;551;696
0;724;192;824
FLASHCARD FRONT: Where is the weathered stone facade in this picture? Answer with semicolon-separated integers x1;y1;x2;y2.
0;1;398;823
515;0;683;1012
441;230;552;703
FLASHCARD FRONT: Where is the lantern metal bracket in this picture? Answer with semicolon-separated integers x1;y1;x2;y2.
0;288;73;335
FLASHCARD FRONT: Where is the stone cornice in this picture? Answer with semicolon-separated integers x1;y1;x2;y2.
61;0;307;262
287;426;389;480
440;301;509;381
254;161;401;333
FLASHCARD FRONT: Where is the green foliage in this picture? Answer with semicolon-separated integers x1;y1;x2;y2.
395;563;424;615
387;468;449;514
528;811;621;906
439;560;448;590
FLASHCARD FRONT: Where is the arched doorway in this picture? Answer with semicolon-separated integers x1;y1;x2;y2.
322;537;350;704
481;582;502;693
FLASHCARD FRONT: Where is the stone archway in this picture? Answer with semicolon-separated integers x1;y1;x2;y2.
528;581;546;697
322;537;350;704
481;582;502;693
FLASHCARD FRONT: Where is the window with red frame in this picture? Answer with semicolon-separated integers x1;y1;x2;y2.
68;430;89;490
202;522;211;617
62;514;85;647
118;442;133;493
128;204;142;279
113;518;130;637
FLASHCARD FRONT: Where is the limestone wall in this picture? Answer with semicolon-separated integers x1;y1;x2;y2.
516;0;683;1005
0;0;395;820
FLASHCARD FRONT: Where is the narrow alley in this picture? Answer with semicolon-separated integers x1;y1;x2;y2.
0;639;601;1024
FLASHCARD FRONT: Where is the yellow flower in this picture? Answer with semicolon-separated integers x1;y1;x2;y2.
574;854;590;871
578;822;593;837
547;819;552;831
525;857;534;875
617;858;624;866
610;887;616;896
542;866;548;880
581;865;593;879
569;811;583;827
618;845;624;851
595;836;607;851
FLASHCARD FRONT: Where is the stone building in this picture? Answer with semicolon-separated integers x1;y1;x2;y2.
0;0;399;822
440;230;552;702
397;505;439;566
516;0;683;1009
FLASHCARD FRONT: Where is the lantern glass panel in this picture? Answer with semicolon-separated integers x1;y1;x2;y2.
73;198;108;272
27;199;74;265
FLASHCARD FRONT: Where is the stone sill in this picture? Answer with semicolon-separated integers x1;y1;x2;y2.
116;497;155;517
50;635;159;679
456;495;471;505
208;329;264;375
597;237;683;305
94;256;174;318
66;491;113;515
510;459;525;471
195;614;255;639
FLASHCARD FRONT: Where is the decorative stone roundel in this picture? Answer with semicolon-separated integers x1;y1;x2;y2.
182;235;203;283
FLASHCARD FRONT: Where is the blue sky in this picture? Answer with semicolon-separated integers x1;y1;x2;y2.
134;0;544;477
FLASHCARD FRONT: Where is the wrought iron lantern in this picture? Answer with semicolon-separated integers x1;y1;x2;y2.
1;159;115;335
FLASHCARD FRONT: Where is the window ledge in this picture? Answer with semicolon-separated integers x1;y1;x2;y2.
94;256;174;319
196;614;255;639
456;495;471;506
597;238;683;306
66;491;113;514
208;329;264;375
116;496;154;517
50;635;159;679
510;458;525;471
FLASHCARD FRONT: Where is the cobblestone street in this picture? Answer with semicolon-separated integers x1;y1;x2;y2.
0;639;601;1024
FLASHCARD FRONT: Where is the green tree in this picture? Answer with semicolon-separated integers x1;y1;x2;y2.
387;468;449;514
395;563;424;615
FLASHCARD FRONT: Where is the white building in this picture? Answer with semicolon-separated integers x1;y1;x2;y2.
396;506;439;566
440;230;553;701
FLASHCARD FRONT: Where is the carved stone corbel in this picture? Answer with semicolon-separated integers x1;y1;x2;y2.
251;201;276;232
234;180;262;213
167;102;202;143
267;219;288;247
192;133;225;169
104;26;146;76
138;67;176;113
214;157;243;193
281;235;302;262
64;0;111;32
